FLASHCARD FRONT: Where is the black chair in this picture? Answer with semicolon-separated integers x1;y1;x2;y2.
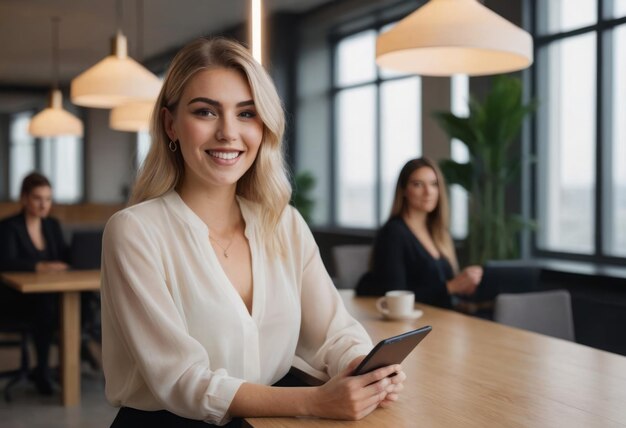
70;229;104;369
0;306;32;401
69;229;103;270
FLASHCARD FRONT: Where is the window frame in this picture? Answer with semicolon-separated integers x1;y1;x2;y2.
529;0;626;264
329;15;423;229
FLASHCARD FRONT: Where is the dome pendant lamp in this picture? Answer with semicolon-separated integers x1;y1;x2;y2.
29;17;83;137
71;0;161;108
376;0;533;76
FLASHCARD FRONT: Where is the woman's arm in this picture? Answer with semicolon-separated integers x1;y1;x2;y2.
289;209;372;377
447;265;483;295
228;361;401;420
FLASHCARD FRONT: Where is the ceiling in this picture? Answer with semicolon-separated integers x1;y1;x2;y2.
0;0;335;88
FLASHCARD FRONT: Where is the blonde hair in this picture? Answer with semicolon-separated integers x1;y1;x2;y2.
389;158;459;273
130;37;291;252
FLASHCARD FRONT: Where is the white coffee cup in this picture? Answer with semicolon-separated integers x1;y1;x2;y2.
376;290;415;317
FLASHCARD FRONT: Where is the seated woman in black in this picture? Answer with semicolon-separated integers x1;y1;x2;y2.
356;158;483;309
0;172;69;395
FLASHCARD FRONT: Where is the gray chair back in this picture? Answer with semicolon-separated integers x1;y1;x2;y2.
494;290;575;341
331;245;372;289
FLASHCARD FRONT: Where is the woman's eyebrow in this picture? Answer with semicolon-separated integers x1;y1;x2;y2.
187;97;255;108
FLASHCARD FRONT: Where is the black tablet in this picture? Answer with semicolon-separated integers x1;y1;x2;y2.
352;326;432;376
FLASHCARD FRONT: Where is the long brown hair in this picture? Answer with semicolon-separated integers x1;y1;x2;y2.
130;37;291;253
389;158;458;272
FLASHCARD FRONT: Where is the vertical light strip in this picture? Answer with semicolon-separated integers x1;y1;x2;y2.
251;0;262;65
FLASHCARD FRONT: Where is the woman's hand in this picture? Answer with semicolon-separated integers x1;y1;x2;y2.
35;261;69;273
447;265;483;295
307;356;405;420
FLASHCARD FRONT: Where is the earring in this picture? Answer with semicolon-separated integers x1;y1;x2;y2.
168;140;178;152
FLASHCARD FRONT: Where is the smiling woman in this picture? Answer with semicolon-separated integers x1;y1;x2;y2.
101;37;407;428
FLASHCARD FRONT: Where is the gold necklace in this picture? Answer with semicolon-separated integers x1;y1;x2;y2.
209;233;235;258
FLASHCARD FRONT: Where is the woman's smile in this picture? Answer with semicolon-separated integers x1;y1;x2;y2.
206;149;244;165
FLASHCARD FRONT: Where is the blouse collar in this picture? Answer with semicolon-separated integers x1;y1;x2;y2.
162;189;256;239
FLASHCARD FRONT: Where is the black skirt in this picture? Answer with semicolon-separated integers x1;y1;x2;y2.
110;407;242;428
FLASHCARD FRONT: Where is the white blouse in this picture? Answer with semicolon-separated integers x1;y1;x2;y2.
100;191;372;425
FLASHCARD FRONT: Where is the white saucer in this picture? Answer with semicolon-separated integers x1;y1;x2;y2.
380;309;423;321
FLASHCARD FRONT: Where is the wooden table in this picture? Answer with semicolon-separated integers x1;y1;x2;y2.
244;290;626;427
1;270;100;406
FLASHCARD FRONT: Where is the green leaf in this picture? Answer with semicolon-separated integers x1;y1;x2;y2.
291;171;316;224
439;160;473;192
432;113;477;153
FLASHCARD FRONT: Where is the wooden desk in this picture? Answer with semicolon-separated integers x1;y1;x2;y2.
1;270;100;406
245;290;626;427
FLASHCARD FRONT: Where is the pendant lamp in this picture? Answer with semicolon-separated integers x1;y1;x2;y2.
71;31;161;109
110;100;154;132
376;0;533;76
109;0;159;131
29;18;83;137
71;0;160;109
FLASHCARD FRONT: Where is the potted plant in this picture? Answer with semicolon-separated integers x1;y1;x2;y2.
434;75;536;265
291;171;316;224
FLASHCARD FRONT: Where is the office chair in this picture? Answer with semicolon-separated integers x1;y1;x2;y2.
331;245;372;289
494;290;575;341
0;319;31;401
69;229;104;270
69;229;103;370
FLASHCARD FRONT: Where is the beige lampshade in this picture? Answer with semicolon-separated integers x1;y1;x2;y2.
109;99;155;132
71;32;161;108
29;89;83;137
376;0;533;76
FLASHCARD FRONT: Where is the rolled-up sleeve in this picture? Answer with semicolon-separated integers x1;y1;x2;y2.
101;211;244;425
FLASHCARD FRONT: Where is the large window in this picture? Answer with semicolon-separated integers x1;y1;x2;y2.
333;29;421;228
40;136;83;203
606;21;626;257
8;111;83;203
533;1;626;261
9;112;36;200
536;32;597;253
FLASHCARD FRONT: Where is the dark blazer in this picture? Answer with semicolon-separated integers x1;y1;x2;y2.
0;212;68;272
356;216;454;309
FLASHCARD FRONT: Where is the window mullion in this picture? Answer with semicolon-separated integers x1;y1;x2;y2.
375;80;382;225
594;1;604;257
